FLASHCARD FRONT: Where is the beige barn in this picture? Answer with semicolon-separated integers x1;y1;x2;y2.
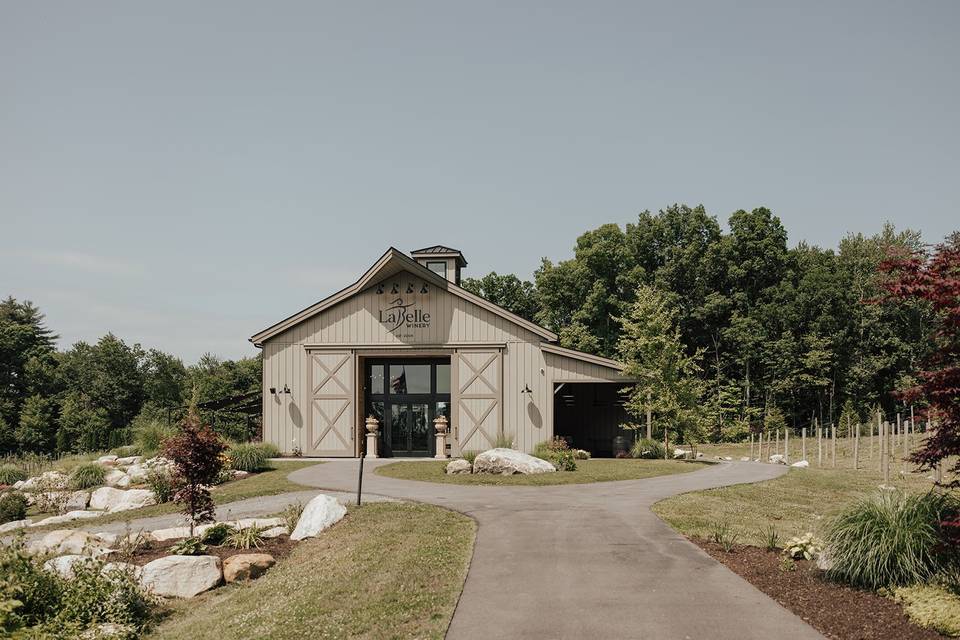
251;246;634;458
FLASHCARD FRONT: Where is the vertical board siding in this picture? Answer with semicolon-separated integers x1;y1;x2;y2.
260;269;629;455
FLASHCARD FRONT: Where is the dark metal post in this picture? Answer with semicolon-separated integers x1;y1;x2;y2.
356;453;364;506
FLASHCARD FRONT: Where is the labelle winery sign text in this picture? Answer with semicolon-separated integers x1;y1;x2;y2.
377;280;432;337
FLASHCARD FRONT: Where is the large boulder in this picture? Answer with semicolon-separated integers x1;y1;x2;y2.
102;561;143;581
116;456;143;466
89;487;156;513
21;470;69;491
125;464;150;483
228;517;284;530
44;554;92;578
104;469;131;488
446;459;472;475
30;510;102;527
260;525;288;539
97;455;119;466
290;494;347;541
473;448;556;475
0;518;32;533
791;460;810;468
28;529;112;557
769;454;787;465
141;555;222;598
222;553;275;582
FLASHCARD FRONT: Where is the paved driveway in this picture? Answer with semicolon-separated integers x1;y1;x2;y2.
290;460;825;640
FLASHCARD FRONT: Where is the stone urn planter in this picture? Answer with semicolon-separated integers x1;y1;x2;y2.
433;415;449;459
365;416;380;458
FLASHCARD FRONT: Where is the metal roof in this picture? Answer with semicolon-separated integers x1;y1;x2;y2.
410;245;467;266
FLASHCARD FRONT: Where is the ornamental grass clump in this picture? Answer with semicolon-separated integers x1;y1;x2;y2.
68;462;105;490
226;525;266;550
825;490;960;590
0;464;27;486
630;438;666;460
226;443;269;473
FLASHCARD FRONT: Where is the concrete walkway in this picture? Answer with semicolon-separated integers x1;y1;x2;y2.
289;460;825;640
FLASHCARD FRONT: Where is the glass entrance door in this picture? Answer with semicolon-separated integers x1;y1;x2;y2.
365;358;451;457
390;403;430;456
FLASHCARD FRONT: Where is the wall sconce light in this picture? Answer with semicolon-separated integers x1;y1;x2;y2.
406;282;414;294
269;387;277;395
283;384;291;394
376;284;384;294
521;384;532;394
420;283;429;294
270;385;292;395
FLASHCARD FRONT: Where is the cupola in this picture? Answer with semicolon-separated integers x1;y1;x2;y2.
410;245;467;285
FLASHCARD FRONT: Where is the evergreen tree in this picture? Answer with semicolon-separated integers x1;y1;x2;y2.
15;395;57;452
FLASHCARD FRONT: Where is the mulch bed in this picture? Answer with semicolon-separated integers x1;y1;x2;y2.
693;539;944;640
127;535;298;566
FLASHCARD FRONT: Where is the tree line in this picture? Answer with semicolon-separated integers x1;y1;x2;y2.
463;205;934;439
0;296;259;455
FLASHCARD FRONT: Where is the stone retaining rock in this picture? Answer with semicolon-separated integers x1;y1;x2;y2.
0;518;31;534
89;487;156;513
104;469;131;488
290;494;346;540
769;454;787;465
473;448;556;475
446;459;472;474
28;529;113;557
96;455;118;466
141;555;222;598
791;460;810;468
30;510;102;527
223;553;275;582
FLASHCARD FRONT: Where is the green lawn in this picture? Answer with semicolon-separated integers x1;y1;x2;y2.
149;502;476;640
26;460;320;533
375;458;706;486
652;465;935;546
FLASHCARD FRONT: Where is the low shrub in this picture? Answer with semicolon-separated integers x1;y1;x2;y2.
169;537;207;556
783;533;821;560
893;584;960;637
146;468;175;504
68;463;105;490
825;490;960;590
226;525;265;550
572;449;591;460
0;492;28;524
227;443;270;473
201;522;234;546
532;437;576;471
0;464;27;486
281;502;305;533
630;438;665;460
0;538;156;636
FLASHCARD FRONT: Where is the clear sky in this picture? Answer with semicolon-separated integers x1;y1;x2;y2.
1;1;957;362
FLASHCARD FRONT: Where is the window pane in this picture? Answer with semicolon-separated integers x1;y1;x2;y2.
436;364;450;394
369;365;384;395
368;401;384;424
427;261;446;278
390;364;430;394
411;403;430;451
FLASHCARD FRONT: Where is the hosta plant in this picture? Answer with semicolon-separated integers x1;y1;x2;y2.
169;537;207;556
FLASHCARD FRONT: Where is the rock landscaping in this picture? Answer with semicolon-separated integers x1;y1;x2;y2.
472;448;557;475
290;494;346;540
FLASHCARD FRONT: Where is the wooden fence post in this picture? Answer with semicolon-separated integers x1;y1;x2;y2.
785;429;790;465
831;425;837;468
749;433;754;459
853;422;860;470
817;423;822;466
802;427;807;462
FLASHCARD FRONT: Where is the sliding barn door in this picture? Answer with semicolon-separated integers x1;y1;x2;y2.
454;350;501;452
307;351;355;456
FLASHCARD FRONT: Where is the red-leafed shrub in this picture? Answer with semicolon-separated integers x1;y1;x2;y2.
880;234;960;494
163;409;226;536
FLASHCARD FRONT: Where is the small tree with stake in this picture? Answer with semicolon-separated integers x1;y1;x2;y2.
163;408;226;537
879;233;960;541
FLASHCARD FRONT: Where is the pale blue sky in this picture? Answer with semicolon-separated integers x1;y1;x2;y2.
1;1;957;362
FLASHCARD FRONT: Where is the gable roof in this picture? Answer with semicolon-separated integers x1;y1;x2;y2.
250;247;557;346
